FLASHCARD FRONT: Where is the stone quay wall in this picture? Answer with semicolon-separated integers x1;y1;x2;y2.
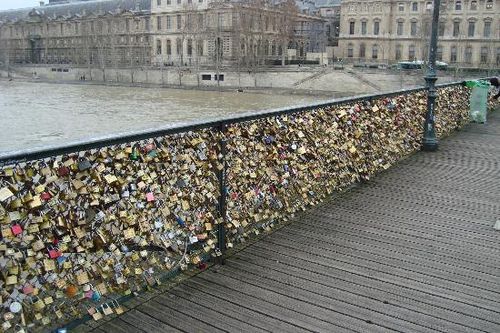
0;83;474;332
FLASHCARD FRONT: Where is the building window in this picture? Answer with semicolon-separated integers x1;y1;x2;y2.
470;0;477;10
359;43;366;58
450;46;457;63
373;21;380;35
157;16;162;30
425;1;433;11
187;39;193;56
347;43;353;57
176;38;182;55
468;21;475;37
409;45;416;60
398;3;404;11
372;45;378;59
157;0;161;5
464;46;472;63
177;15;182;30
361;21;367;35
395;45;402;60
453;21;460;37
397;21;404;35
484;21;491;37
412;2;418;11
455;1;462;10
145;18;150;31
410;21;417;36
166;39;171;55
436;46;443;61
486;0;493;9
480;46;488;63
166;16;171;29
156;40;162;55
438;22;445;36
496;47;500;65
197;40;203;56
349;21;355;35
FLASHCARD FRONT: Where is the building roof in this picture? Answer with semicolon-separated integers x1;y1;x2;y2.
0;0;150;22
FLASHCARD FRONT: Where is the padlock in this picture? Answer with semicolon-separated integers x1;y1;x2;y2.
47;245;62;259
101;303;113;316
75;270;89;285
11;224;23;236
31;296;46;311
6;275;18;285
112;299;125;315
78;159;92;171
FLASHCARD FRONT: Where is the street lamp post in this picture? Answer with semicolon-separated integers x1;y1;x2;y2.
422;0;441;151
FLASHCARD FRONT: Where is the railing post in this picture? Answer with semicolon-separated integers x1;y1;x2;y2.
216;126;227;265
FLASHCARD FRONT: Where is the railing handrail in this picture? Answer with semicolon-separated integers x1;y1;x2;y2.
0;79;477;164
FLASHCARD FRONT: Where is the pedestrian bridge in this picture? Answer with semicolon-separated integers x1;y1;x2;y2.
0;81;498;333
79;109;500;333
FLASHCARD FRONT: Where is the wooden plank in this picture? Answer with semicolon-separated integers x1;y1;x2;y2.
184;279;356;333
226;255;500;333
291;211;500;270
119;309;183;333
194;272;389;333
137;300;224;332
96;318;144;333
168;283;308;333
275;226;500;286
318;202;500;243
283;216;500;276
90;329;108;333
245;242;500;314
242;245;500;323
258;236;500;305
216;260;462;333
153;291;269;333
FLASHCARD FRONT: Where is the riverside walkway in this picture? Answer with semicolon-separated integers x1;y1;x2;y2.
78;110;500;333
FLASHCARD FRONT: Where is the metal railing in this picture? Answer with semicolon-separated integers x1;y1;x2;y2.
0;79;482;332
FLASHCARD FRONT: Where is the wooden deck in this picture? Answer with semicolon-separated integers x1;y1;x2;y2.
83;110;500;333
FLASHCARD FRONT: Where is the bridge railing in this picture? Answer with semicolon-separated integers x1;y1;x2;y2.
0;81;478;331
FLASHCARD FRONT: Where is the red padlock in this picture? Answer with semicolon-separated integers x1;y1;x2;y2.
11;224;23;236
41;192;52;201
48;246;62;259
22;283;34;295
57;166;70;177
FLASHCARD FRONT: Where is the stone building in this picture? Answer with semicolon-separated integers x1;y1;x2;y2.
0;0;326;71
337;0;500;68
150;0;326;68
0;0;152;68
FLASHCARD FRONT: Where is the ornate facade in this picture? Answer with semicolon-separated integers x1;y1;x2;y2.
0;0;152;68
338;0;500;68
150;0;326;68
0;0;326;70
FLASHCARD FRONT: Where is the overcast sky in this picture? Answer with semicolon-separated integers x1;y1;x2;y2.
0;0;40;11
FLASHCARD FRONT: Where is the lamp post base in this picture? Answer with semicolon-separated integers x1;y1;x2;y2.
422;137;439;151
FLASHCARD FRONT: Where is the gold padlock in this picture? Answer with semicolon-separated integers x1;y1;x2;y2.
32;297;46;311
6;275;18;285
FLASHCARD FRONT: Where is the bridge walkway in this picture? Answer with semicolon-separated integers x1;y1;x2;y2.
78;111;500;333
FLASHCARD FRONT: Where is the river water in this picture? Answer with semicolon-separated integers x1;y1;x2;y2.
0;81;316;154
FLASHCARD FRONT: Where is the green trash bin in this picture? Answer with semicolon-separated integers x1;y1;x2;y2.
465;80;490;123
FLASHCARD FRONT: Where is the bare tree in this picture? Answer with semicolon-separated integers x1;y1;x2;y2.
276;0;299;66
0;24;12;77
